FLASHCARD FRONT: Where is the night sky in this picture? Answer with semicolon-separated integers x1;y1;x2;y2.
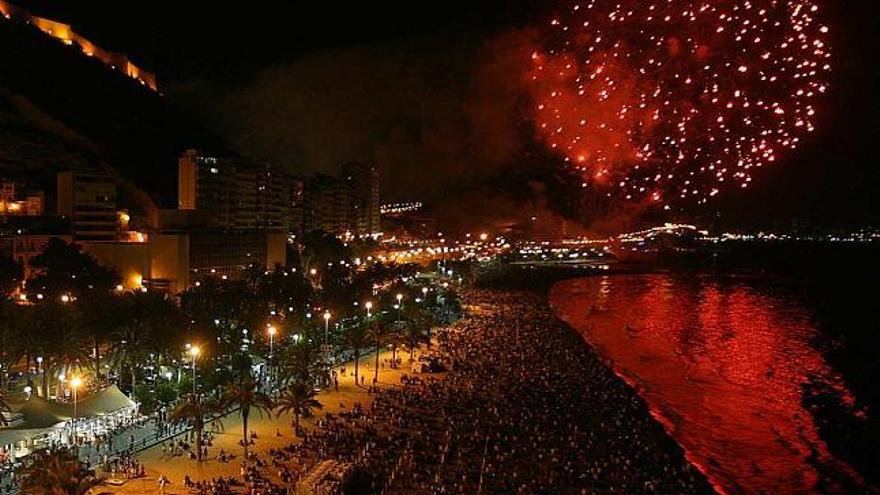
13;0;880;232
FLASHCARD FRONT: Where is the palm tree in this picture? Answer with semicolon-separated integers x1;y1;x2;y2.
411;308;438;355
109;315;151;396
18;448;94;495
275;380;322;437
11;308;42;384
278;332;326;387
110;292;179;395
221;377;273;457
0;300;23;389
344;322;369;387
365;319;391;385
148;303;185;375
0;390;10;426
403;324;431;360
388;322;404;369
169;393;221;462
180;278;226;343
38;304;90;399
75;292;122;381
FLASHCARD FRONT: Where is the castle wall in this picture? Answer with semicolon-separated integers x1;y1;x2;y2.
0;0;157;91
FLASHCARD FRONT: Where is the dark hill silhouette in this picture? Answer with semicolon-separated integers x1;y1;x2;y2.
0;17;225;207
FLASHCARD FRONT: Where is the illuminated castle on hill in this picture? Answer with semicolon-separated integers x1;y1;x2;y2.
0;0;157;91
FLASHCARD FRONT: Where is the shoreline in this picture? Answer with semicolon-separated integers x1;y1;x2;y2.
547;271;877;495
546;279;724;495
456;287;715;494
541;293;716;494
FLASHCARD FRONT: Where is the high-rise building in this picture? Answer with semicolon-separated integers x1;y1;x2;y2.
342;162;380;236
301;164;381;237
253;165;286;231
234;167;258;230
167;150;291;291
525;213;568;244
286;177;305;238
178;149;287;231
178;149;236;228
302;174;348;235
57;170;118;241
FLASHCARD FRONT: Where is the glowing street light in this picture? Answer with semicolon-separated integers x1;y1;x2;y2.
323;311;331;347
267;325;277;356
70;376;82;424
365;301;373;318
188;345;200;395
395;293;403;321
267;325;278;381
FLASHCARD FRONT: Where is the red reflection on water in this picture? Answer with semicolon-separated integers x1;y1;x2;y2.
551;274;865;494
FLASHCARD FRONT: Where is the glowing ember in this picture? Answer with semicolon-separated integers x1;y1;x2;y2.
530;0;831;207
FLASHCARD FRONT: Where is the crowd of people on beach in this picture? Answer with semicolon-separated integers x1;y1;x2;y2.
166;289;710;495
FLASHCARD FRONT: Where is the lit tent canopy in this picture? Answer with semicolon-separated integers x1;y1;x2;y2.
5;385;136;429
0;385;137;452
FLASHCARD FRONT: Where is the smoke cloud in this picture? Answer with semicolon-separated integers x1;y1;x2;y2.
194;29;577;232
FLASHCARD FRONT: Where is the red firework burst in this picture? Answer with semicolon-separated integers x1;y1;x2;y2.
530;0;831;208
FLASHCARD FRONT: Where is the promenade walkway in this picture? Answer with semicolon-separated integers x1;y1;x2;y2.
91;346;421;494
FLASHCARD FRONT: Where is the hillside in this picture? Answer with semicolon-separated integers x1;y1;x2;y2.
0;87;104;180
0;15;225;208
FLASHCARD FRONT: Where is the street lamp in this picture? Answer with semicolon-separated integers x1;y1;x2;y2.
267;325;277;356
365;301;373;318
189;345;200;395
70;376;81;425
421;287;429;301
395;293;403;321
323;311;331;346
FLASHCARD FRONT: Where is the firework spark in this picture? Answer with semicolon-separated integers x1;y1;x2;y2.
530;0;831;207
